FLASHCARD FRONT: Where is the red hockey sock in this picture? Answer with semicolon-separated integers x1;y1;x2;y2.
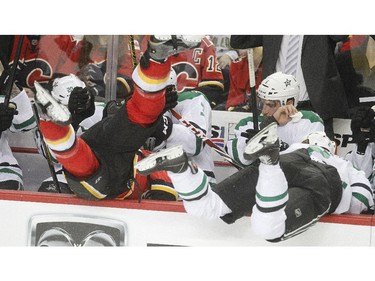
39;121;99;178
128;58;171;126
55;137;99;178
39;121;71;141
127;88;165;126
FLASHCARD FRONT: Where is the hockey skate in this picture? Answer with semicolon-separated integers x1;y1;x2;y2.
148;35;204;61
34;81;72;126
244;122;280;165
135;145;196;176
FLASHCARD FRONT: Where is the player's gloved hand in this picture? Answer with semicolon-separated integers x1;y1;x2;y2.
68;87;95;128
102;100;123;119
241;128;259;142
163;85;178;113
81;64;105;97
0;102;18;132
351;106;375;153
351;106;373;133
144;115;173;151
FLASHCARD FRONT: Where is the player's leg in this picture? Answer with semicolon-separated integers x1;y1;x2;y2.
135;145;231;218
128;36;203;127
34;82;99;178
244;122;288;240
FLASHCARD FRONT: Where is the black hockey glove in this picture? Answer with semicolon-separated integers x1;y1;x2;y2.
0;102;18;132
163;85;178;113
350;106;375;153
102;100;124;119
81;64;105;97
144;115;173;151
68;87;95;129
260;116;279;129
240;128;259;142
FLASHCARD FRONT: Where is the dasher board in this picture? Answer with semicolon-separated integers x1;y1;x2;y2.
0;190;373;246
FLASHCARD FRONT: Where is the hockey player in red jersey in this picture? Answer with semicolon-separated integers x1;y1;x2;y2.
6;35;85;89
33;35;203;200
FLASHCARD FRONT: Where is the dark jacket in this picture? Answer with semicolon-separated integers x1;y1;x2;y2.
230;35;349;120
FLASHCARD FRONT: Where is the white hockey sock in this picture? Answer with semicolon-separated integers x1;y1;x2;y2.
255;163;288;211
168;167;208;201
251;163;288;240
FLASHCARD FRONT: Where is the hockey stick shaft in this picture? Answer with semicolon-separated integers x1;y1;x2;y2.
128;35;137;70
31;101;61;193
3;35;24;107
247;48;259;131
170;109;244;170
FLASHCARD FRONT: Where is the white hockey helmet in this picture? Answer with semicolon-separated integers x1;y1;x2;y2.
257;72;300;107
302;131;336;154
168;68;177;86
51;74;86;105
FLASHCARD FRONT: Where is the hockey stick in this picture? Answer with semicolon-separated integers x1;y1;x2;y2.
0;35;25;139
1;35;24;107
31;100;61;193
128;35;137;69
170;109;244;170
247;48;259;131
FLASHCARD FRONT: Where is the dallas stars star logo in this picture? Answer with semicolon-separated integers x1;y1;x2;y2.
284;78;292;87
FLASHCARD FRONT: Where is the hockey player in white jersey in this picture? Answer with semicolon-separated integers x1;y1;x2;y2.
0;87;36;190
135;124;374;242
226;72;325;166
145;69;216;184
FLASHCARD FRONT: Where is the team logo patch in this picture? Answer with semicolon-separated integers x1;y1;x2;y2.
294;208;302;218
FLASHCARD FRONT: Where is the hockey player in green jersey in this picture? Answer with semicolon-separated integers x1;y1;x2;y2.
135;124;374;242
226;71;326;166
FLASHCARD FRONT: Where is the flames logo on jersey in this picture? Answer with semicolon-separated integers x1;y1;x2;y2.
172;63;199;93
10;58;53;88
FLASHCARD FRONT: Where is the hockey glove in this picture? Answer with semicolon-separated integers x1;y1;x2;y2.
163;85;178;113
68;86;95;129
241;128;259;142
145;115;173;151
260;116;279;129
103;100;123;119
350;106;375;153
0;102;18;132
80;64;106;97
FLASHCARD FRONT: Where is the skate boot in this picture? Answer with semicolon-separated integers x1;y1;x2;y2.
244;122;280;165
147;35;204;62
34;81;72;126
135;145;197;176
